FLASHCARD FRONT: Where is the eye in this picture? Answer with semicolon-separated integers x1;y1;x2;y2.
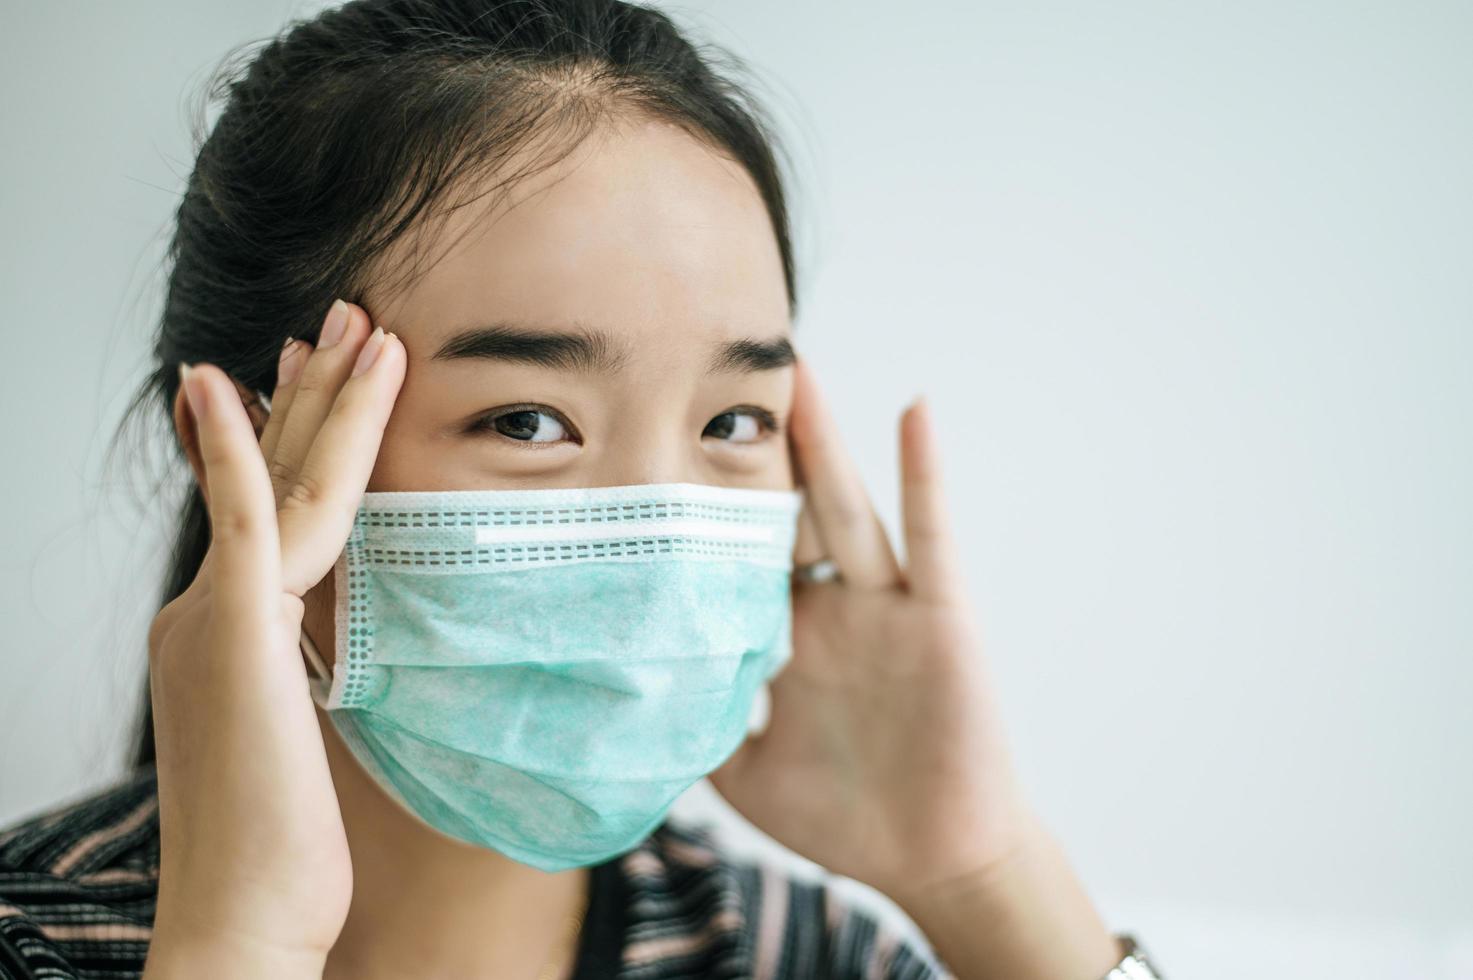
471;405;575;444
703;407;778;444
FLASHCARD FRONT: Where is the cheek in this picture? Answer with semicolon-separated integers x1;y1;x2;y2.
754;439;796;491
698;431;793;490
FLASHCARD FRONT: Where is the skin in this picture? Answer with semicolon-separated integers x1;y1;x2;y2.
143;115;1123;980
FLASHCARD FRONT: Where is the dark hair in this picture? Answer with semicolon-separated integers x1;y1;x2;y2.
124;0;797;768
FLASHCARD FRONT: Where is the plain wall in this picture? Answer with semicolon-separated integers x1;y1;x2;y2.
2;2;1470;977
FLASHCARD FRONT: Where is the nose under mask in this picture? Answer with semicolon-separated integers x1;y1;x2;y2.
299;481;801;872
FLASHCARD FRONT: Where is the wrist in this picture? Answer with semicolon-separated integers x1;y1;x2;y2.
884;774;1042;913
888;808;1051;927
891;817;1122;980
145;916;328;980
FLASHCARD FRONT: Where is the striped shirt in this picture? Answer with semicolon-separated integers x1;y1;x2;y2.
0;766;952;979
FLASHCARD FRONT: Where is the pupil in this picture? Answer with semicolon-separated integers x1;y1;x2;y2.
706;413;736;439
495;411;540;440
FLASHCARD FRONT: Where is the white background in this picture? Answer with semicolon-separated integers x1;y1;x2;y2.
2;2;1470;977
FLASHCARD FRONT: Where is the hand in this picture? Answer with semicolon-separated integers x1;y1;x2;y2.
709;358;1038;906
143;303;404;976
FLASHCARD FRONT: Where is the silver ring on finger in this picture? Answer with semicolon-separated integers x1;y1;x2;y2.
793;557;842;585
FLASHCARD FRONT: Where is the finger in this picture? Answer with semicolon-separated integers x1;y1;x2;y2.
899;395;965;601
792;496;826;566
786;431;829;568
178;363;281;623
266;299;370;503
258;337;311;461
277;329;406;596
788;358;901;590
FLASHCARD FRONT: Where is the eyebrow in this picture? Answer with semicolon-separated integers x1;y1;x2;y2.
710;336;796;373
433;324;629;372
433;322;795;374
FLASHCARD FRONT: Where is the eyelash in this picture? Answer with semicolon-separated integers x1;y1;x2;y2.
713;405;782;439
467;403;581;444
466;404;782;444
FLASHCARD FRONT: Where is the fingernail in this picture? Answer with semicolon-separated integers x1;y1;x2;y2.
351;326;386;377
178;363;206;419
318;299;350;349
277;338;306;387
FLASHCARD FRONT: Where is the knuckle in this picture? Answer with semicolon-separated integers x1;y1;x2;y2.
905;515;941;541
147;595;199;663
211;506;263;543
292;368;330;399
829;496;868;529
324;389;364;425
266;458;297;491
197;440;234;473
283;472;326;509
146;611;175;660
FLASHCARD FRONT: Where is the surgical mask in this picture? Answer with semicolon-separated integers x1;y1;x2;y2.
298;481;801;872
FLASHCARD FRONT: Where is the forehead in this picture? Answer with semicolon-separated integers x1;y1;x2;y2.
366;116;790;355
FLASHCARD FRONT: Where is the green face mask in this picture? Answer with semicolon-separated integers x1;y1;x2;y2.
300;482;800;872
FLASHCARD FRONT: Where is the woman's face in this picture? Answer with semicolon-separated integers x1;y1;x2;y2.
357;116;795;494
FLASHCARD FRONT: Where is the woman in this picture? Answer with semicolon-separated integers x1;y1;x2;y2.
0;1;1164;977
